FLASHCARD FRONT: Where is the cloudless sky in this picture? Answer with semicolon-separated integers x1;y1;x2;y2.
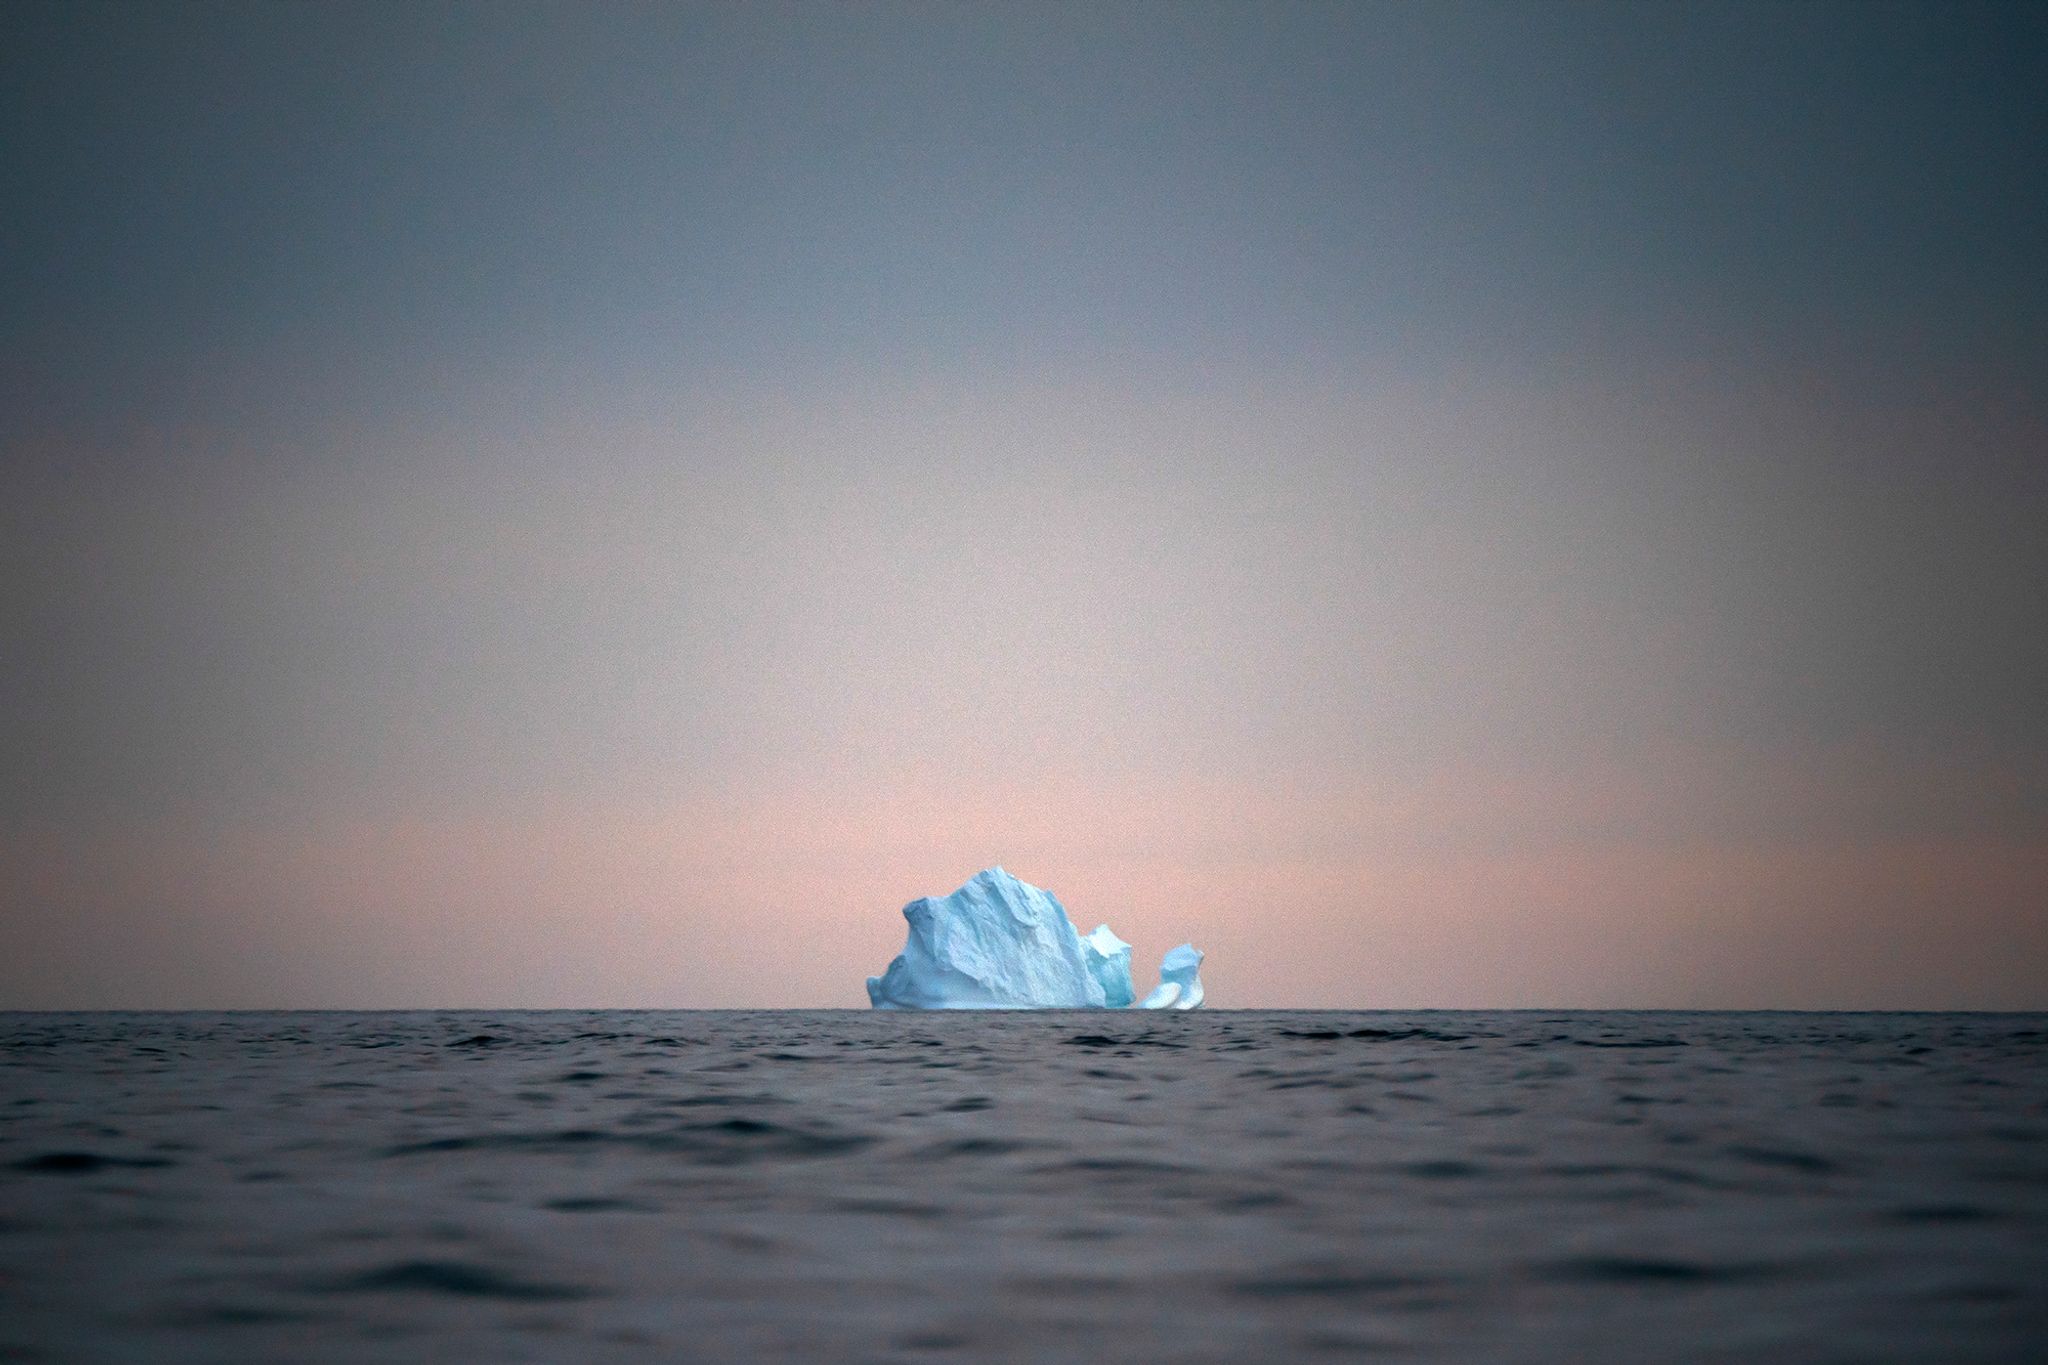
3;1;2044;1007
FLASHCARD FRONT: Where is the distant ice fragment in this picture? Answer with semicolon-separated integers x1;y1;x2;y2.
1079;924;1135;1008
866;868;1202;1009
1139;944;1205;1010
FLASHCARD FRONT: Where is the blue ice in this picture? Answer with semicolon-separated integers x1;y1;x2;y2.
866;867;1204;1010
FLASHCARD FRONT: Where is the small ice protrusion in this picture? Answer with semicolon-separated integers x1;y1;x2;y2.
1139;943;1205;1010
1078;924;1135;1008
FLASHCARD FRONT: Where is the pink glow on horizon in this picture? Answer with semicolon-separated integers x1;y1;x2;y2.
9;751;2043;1009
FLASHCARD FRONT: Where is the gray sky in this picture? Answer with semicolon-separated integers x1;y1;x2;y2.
3;1;2044;1007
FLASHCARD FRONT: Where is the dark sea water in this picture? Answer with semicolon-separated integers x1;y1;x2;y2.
2;1011;2044;1363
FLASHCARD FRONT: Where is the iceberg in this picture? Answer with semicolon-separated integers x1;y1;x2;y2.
866;867;1203;1010
1139;943;1206;1010
867;867;1105;1009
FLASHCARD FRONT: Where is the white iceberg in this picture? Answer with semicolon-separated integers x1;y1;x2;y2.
866;867;1104;1009
1139;943;1206;1010
866;867;1202;1010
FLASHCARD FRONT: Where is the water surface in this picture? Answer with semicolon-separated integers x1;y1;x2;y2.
3;1010;2043;1361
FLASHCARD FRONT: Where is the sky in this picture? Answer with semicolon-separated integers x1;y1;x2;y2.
2;0;2044;1009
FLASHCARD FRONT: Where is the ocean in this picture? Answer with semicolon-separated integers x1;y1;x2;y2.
2;1010;2043;1362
